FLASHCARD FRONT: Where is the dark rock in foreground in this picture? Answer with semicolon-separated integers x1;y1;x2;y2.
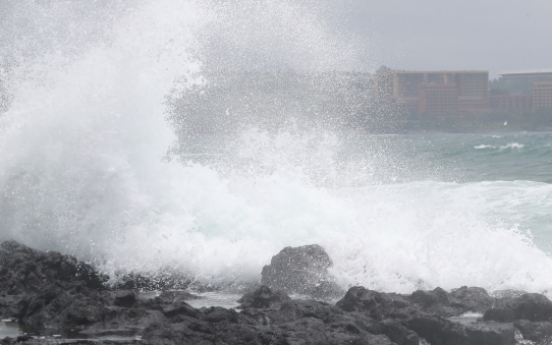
261;244;344;299
0;240;551;345
0;240;107;295
237;285;291;309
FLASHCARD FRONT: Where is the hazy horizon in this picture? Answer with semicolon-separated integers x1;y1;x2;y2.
2;0;552;78
347;0;552;78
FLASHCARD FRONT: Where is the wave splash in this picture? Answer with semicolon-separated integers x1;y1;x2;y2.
1;0;552;295
474;142;525;151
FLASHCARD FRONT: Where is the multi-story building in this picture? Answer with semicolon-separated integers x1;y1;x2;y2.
373;70;489;115
494;70;552;94
533;82;552;110
418;83;458;115
489;94;533;111
489;70;552;111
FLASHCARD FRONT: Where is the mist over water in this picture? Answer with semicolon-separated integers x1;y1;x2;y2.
1;0;552;295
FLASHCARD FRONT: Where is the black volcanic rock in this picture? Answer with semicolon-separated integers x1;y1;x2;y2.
261;244;344;299
237;285;291;309
514;319;552;344
113;291;137;308
0;240;107;295
156;290;200;303
405;313;516;345
512;293;552;321
409;287;451;307
484;293;552;323
0;240;548;345
382;321;420;345
335;286;413;319
448;286;494;314
408;286;495;317
484;308;516;322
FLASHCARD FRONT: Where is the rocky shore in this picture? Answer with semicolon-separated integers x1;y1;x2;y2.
0;241;551;345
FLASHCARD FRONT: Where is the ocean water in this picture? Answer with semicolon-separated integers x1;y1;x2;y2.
0;0;551;297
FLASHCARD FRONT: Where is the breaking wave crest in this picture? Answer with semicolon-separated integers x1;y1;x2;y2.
0;0;551;295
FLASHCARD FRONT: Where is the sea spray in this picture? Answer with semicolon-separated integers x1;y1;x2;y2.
0;0;551;295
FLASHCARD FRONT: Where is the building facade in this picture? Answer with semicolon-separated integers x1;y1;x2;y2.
494;70;552;94
418;83;458;115
490;70;552;111
374;70;489;115
533;82;552;110
489;94;533;111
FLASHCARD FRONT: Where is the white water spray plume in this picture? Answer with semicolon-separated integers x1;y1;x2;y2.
1;0;552;295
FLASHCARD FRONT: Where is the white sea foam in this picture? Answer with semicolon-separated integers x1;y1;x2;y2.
474;142;525;151
1;0;552;296
500;142;524;150
474;144;495;149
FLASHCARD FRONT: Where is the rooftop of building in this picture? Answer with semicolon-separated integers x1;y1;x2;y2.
534;81;552;85
386;70;488;74
499;69;552;77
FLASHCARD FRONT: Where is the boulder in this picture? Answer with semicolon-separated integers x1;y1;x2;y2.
382;320;420;345
261;244;344;299
448;286;494;314
408;288;453;316
484;308;515;323
335;286;412;320
156;290;201;304
112;290;136;308
237;285;291;309
515;320;552;344
485;293;552;323
408;286;495;317
0;241;541;345
464;321;515;345
512;293;552;321
0;240;106;295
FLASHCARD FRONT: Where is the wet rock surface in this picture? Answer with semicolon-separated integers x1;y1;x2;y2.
0;240;107;295
261;244;344;299
0;241;551;345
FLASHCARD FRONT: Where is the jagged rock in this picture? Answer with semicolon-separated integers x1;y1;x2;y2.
0;240;106;295
406;314;514;345
408;288;453;316
464;321;515;345
405;314;454;345
162;301;200;319
156;290;200;304
383;321;420;345
237;285;291;309
337;286;515;345
113;290;136;308
271;299;341;324
449;286;494;314
515;320;552;344
512;293;552;321
279;317;327;343
409;287;450;307
335;286;412;320
261;244;344;299
484;308;515;322
0;294;24;320
0;241;542;345
21;291;110;330
485;293;552;323
325;312;384;336
408;286;495;317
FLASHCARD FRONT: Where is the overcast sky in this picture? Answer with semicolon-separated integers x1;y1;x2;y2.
347;0;552;78
1;0;551;78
